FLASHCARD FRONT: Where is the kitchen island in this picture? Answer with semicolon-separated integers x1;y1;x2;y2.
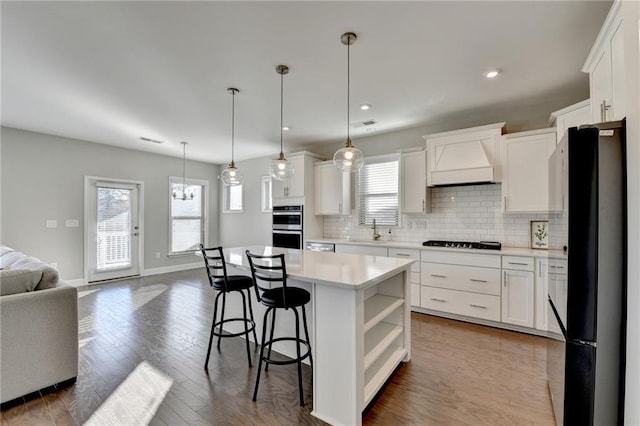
221;246;413;426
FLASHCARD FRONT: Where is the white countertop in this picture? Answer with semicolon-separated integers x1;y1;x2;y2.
306;238;561;258
224;245;414;290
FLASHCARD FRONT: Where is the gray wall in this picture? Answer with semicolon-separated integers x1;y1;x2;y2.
1;126;219;280
218;155;273;247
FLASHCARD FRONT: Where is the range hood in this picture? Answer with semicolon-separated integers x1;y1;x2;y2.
424;122;505;187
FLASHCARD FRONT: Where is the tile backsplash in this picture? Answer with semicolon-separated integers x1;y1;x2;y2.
323;183;548;248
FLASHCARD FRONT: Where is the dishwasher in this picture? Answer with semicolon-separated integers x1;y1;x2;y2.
305;241;335;252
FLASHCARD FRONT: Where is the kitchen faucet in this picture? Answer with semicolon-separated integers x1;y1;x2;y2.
372;218;381;241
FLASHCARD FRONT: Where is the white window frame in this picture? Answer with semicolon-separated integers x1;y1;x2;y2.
169;176;209;255
261;176;273;213
222;182;244;214
356;154;401;227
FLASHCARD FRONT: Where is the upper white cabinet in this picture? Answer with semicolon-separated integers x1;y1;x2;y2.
501;128;558;212
315;161;351;215
583;1;625;123
423;122;505;187
548;99;591;142
401;150;431;214
272;152;321;206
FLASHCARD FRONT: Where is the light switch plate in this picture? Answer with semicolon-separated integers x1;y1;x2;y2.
65;219;80;228
46;220;58;228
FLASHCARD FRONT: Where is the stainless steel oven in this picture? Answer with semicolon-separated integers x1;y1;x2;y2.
272;205;303;249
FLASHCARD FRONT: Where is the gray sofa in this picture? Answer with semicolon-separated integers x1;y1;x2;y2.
0;245;78;404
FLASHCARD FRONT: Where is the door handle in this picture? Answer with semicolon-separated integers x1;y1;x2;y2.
469;279;488;283
430;274;446;278
132;232;140;236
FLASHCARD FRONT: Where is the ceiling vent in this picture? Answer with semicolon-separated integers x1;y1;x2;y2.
351;119;377;128
139;137;165;144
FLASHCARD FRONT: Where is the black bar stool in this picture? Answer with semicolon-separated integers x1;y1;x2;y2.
200;245;257;369
245;250;312;406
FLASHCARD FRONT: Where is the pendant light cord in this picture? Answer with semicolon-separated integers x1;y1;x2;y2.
346;35;350;142
280;71;284;155
182;142;186;194
231;90;236;165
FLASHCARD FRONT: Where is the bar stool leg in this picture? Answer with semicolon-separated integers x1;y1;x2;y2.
301;304;313;368
205;291;222;369
240;290;252;368
265;308;277;372
246;290;258;344
217;291;227;350
293;307;304;406
253;307;272;402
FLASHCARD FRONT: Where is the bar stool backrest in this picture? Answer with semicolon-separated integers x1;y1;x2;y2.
199;244;229;292
245;251;289;307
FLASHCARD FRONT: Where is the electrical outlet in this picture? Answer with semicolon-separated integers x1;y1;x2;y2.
155;252;161;259
46;220;58;228
65;219;80;228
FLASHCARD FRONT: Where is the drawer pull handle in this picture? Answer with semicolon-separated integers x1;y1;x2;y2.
430;274;446;278
469;304;487;309
508;262;528;266
396;254;411;257
469;279;488;283
430;298;446;303
549;265;564;269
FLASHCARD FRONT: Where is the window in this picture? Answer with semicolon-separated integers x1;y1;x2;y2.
358;155;400;226
169;177;208;254
261;176;273;213
223;183;243;213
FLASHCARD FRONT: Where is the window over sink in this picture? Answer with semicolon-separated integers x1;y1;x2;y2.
357;154;400;227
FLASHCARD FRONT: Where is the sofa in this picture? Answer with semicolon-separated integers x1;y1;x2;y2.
0;245;78;404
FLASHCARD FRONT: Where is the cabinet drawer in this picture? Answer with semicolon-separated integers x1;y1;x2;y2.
421;250;500;268
421;286;501;322
502;256;534;271
421;263;501;296
389;248;420;273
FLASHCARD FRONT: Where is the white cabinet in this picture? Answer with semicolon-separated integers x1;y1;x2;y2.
420;250;502;322
501;128;558;212
335;244;388;257
535;258;549;331
423;122;505;186
314;161;351;215
388;248;420;308
501;256;535;328
401;151;430;213
549;99;591;142
583;1;625;123
272;152;322;205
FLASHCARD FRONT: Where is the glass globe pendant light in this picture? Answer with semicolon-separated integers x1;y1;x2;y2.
221;88;244;186
333;32;364;172
173;141;195;200
269;65;294;181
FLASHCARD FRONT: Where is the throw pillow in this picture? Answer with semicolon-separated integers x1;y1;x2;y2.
0;269;44;296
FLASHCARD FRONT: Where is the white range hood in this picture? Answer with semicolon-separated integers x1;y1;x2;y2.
423;122;505;187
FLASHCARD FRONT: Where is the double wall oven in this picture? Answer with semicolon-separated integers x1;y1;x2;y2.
272;205;303;249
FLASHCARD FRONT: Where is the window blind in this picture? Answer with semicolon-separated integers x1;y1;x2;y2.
358;157;399;226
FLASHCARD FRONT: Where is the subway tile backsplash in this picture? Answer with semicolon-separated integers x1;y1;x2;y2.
323;183;548;248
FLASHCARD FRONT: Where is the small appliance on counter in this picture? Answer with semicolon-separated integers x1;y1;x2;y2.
422;240;502;250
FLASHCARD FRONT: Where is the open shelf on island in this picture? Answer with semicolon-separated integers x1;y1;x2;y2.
364;344;407;407
364;321;403;370
364;294;404;333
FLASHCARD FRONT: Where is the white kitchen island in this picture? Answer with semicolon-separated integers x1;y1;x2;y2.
221;246;413;426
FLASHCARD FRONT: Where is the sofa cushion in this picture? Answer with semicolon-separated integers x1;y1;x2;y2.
0;250;59;290
0;269;44;296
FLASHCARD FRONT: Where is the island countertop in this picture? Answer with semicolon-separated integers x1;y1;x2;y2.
224;245;414;290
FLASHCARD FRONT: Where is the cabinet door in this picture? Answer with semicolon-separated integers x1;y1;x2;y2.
402;151;429;213
503;131;556;212
502;269;535;328
273;155;306;199
590;48;613;123
610;21;625;121
335;244;387;257
315;162;350;215
535;259;549;331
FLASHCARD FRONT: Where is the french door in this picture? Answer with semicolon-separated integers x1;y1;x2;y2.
86;178;143;282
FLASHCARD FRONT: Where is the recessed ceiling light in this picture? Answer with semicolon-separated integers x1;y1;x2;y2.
360;103;371;111
282;126;290;131
484;69;501;79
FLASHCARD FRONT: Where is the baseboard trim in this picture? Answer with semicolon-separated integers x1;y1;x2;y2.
142;262;201;276
65;278;88;287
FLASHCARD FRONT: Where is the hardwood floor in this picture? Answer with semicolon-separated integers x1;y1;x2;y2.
1;269;555;425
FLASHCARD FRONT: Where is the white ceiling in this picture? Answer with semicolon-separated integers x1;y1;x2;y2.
1;1;612;164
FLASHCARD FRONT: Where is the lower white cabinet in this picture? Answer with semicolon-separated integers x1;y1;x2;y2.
535;258;549;331
501;256;535;328
388;248;420;308
421;286;501;321
335;244;388;257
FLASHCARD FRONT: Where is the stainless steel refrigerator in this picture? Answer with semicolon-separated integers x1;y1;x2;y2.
546;120;627;425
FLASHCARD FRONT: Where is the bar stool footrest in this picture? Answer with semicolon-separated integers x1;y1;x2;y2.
212;318;256;338
262;337;311;366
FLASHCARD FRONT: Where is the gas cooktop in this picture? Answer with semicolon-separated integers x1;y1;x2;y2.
422;240;502;250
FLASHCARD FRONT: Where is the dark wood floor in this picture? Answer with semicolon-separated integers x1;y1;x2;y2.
1;269;555;425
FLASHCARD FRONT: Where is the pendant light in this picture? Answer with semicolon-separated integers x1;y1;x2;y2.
333;32;364;172
221;87;244;186
173;141;195;200
270;65;295;181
